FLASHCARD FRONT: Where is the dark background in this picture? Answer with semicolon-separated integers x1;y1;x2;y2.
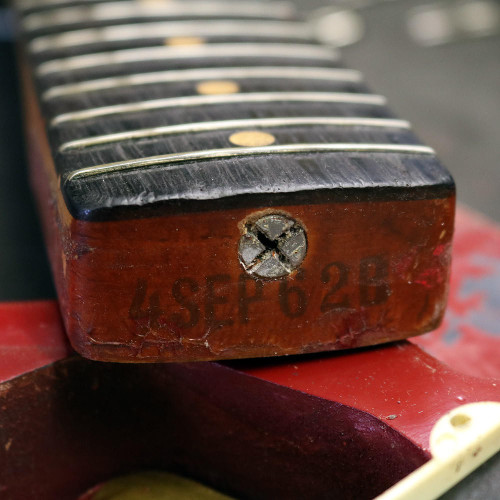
0;0;498;301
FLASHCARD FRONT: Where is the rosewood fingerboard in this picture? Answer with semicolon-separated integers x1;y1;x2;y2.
15;0;455;362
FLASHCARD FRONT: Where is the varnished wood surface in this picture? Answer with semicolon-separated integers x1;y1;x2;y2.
63;197;454;362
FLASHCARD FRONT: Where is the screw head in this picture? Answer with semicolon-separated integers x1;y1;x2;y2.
238;214;308;279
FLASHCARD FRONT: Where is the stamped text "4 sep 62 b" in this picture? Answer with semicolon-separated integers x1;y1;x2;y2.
129;255;391;329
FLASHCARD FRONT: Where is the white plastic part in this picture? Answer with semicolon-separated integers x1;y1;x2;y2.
375;402;500;500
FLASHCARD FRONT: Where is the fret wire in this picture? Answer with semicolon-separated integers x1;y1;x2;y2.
23;1;296;31
59;118;412;152
37;44;339;76
43;67;362;101
65;144;436;182
30;20;314;54
50;92;387;126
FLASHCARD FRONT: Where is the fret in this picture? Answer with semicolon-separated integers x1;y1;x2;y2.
58;117;411;152
43;67;362;101
65;144;435;183
37;44;339;77
30;20;314;54
50;92;387;126
23;1;296;32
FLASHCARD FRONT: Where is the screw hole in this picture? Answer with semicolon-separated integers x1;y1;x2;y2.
450;414;471;428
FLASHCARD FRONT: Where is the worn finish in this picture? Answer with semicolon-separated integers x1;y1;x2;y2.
412;208;500;379
17;0;455;362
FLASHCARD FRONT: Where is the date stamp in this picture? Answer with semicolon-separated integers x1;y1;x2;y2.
129;255;391;332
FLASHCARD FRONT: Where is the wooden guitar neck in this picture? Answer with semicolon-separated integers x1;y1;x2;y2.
16;0;455;362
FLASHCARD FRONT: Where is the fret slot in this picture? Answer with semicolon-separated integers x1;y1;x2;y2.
37;44;339;77
58;117;411;152
65;144;436;183
50;92;387;126
23;1;296;32
30;20;314;54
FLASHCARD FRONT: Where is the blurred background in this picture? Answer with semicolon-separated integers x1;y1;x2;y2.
302;0;500;220
0;0;498;300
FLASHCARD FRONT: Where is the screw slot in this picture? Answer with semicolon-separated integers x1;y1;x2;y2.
238;214;307;279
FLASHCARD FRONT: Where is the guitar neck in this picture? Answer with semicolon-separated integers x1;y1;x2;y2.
15;0;455;363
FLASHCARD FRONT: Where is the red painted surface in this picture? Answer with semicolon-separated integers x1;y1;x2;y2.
238;341;498;454
0;300;70;383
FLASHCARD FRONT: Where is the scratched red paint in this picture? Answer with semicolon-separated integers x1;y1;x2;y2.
412;206;500;379
433;244;447;257
414;267;445;287
240;341;499;453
